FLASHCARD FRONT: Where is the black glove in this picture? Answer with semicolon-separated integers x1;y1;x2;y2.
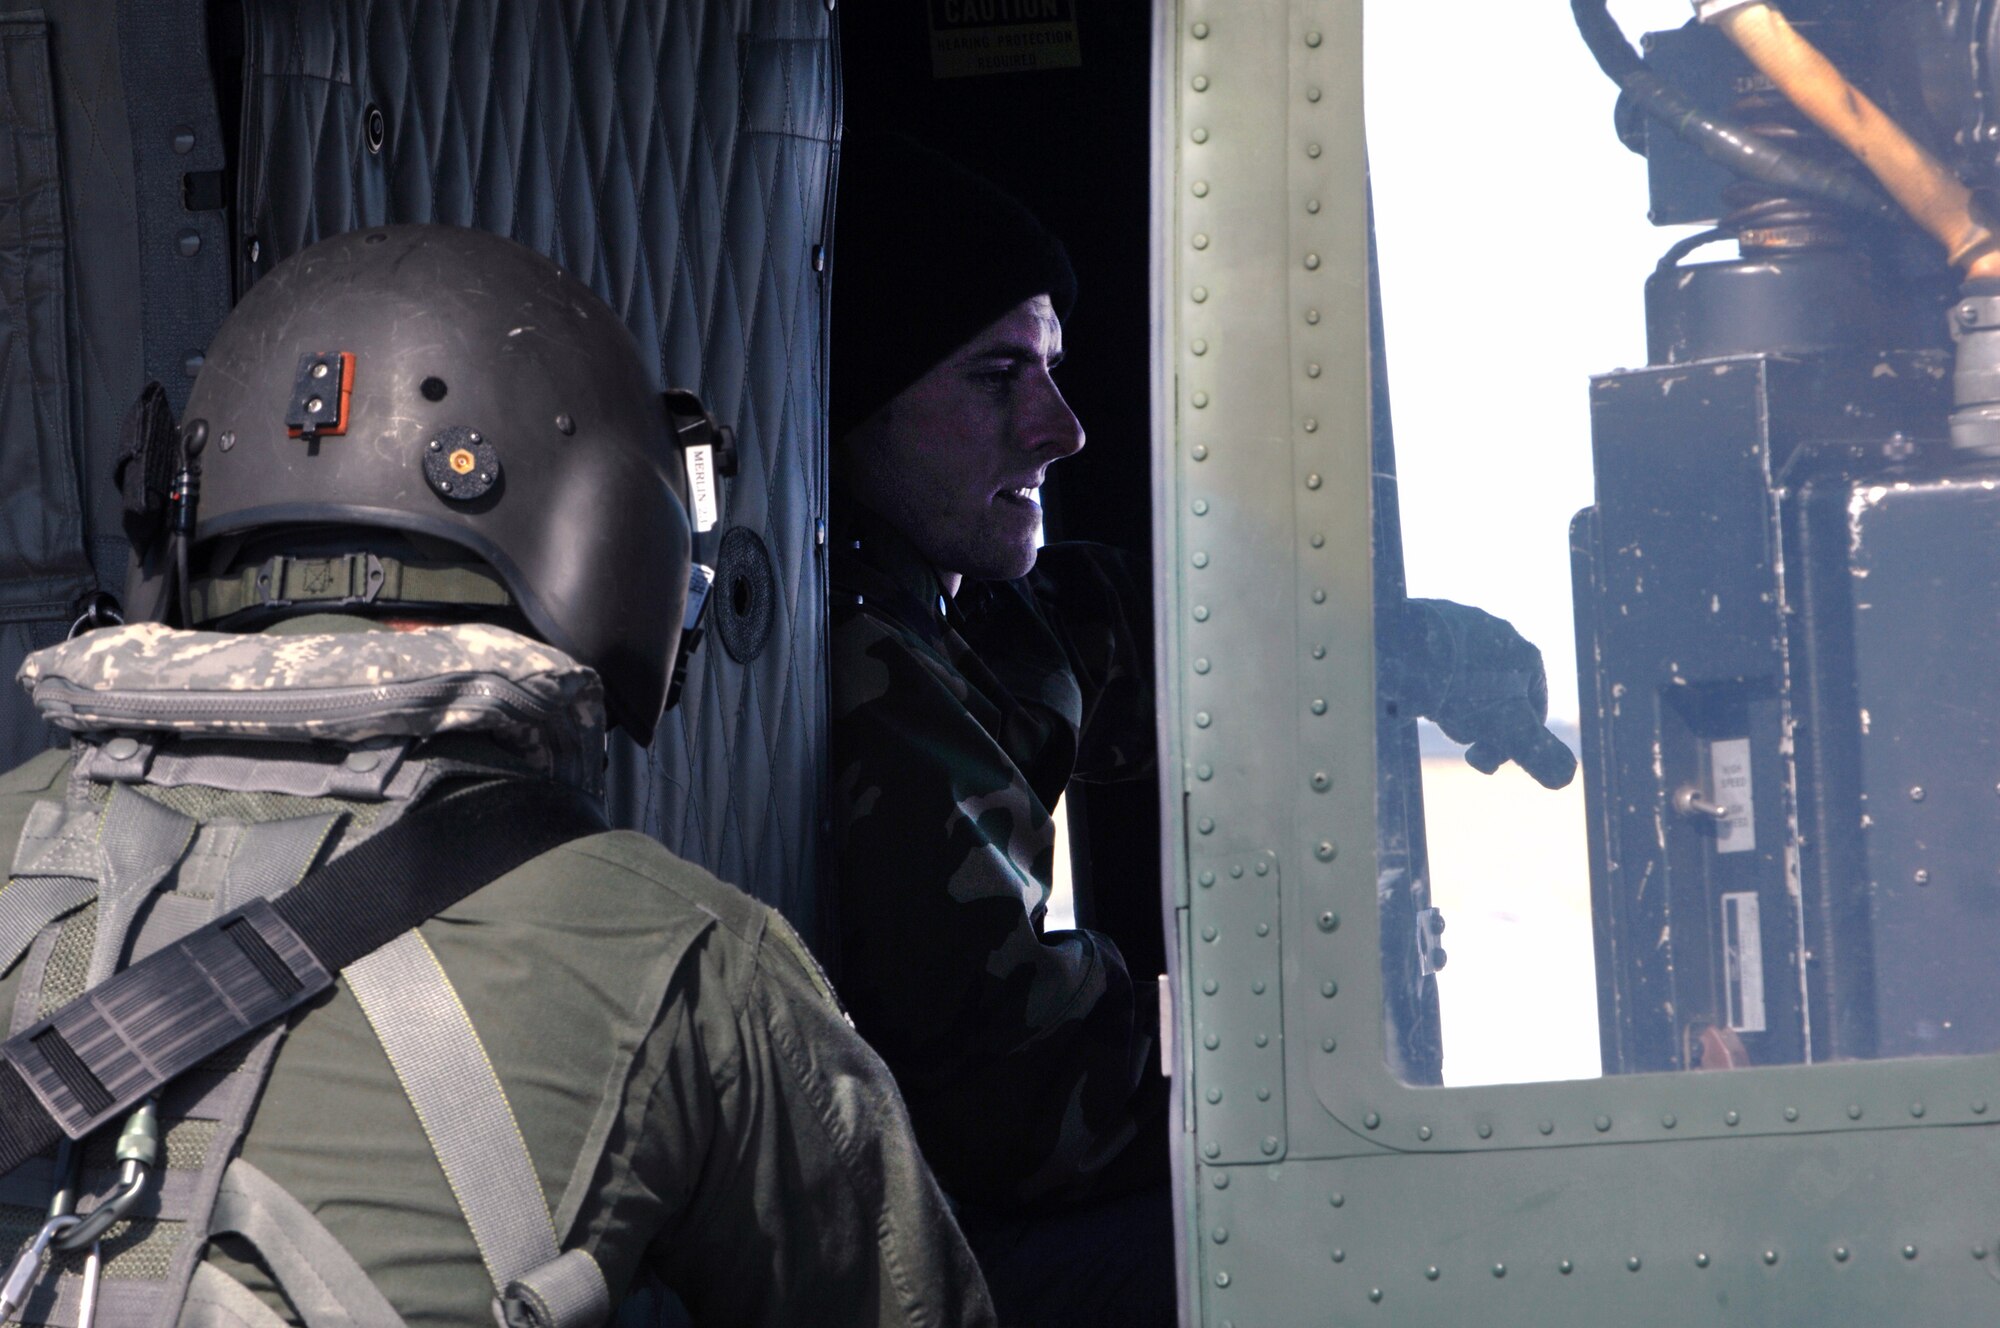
1390;598;1577;790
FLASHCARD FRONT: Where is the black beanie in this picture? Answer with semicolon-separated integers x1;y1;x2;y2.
829;132;1077;442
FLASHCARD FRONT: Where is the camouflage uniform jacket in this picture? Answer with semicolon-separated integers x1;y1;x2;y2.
0;617;993;1327
831;503;1168;1212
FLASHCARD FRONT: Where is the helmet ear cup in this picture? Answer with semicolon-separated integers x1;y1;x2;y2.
134;225;699;741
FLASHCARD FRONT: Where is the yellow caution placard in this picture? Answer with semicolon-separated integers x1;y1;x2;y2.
927;0;1081;80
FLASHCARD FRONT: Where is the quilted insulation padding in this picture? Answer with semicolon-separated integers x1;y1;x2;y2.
235;0;835;933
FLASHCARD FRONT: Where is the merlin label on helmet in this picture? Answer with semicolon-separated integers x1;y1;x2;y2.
686;441;719;532
285;352;354;437
423;426;500;501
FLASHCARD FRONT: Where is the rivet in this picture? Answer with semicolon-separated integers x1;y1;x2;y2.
1207;1087;1222;1103
1255;860;1269;875
171;125;196;154
1261;1137;1279;1155
178;229;202;257
1195;710;1212;726
430;439;444;451
1418;1125;1432;1141
1696;1252;1711;1268
1204;1034;1220;1050
1661;1113;1677;1128
1193;233;1210;251
1975;1245;1989;1260
1311;772;1330;791
1306;29;1323;46
1312;699;1328;714
555;413;576;436
1316;842;1337;862
1193;498;1210;515
1229;864;1244;878
1782;1106;1799;1121
1318;911;1338;932
1214;1173;1230;1189
1308;363;1322;377
218;431;236;452
247;237;261;263
1975;1099;1989;1114
1212;1228;1228;1245
1594;1115;1611;1132
1628;1256;1642;1272
1306;143;1322;159
1539;1120;1555;1136
1911;866;1933;887
1849;1104;1863;1119
1492;1263;1506;1279
1425;1266;1439;1281
1191;20;1209;38
1306;199;1321;215
1366;1287;1379;1302
1251;980;1266;995
1197;764;1214;781
1215;1271;1230;1287
1195;657;1211;673
1192;75;1210;92
1303;418;1319;433
1307;87;1322;103
1311;589;1327;604
1321;1038;1337;1052
469;432;480;443
1204;1142;1220;1158
1321;980;1338;997
1192;127;1209;144
1312;646;1327;659
1202;927;1218;942
1254;924;1269;938
1199;817;1216;834
1192;338;1209;355
1725;1110;1741;1126
1306;473;1323;489
1193;605;1210;622
1834;1246;1850;1262
1192;286;1209;303
1304;253;1321;271
1910;786;1926;801
1762;1250;1779;1266
1477;1123;1493;1139
1193;552;1210;568
1202;978;1218;993
305;396;325;414
1559;1259;1573;1275
1192;444;1209;461
1363;1112;1380;1129
1329;1193;1345;1207
1192;390;1210;408
1904;1245;1919;1260
1306;309;1320;324
1910;1102;1926;1118
1256;1086;1271;1101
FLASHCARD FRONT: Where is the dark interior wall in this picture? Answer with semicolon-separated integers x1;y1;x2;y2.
836;1;1165;979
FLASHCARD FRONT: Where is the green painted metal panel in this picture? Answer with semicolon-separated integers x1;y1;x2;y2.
1154;1;2000;1323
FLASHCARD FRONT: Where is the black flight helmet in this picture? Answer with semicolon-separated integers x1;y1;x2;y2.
128;224;696;741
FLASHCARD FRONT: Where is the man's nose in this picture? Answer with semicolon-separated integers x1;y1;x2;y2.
1027;379;1085;459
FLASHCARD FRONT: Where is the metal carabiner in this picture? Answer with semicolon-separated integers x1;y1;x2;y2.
0;1215;83;1322
54;1100;159;1255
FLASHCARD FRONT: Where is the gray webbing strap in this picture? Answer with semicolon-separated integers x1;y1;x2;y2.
189;555;512;622
207;1158;409;1328
497;1250;611;1328
342;932;571;1297
181;1262;302;1328
0;875;93;976
216;814;345;912
87;785;196;984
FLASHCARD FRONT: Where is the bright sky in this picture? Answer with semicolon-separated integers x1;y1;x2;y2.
1366;0;1704;724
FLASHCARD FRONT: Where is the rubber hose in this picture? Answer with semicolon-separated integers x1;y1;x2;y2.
1710;2;2000;275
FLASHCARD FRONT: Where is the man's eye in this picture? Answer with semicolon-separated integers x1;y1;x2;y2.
974;366;1021;388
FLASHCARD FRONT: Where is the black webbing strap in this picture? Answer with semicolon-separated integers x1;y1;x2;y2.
0;780;605;1176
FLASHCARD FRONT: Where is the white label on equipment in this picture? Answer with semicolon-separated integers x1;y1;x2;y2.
685;443;719;533
1711;737;1755;854
1722;891;1767;1034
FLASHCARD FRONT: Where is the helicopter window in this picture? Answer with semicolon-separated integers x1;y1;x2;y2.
1371;0;2000;1086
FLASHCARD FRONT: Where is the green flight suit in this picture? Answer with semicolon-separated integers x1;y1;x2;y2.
0;617;993;1327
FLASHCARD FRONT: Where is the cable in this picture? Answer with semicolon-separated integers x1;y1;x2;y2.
1572;0;1893;222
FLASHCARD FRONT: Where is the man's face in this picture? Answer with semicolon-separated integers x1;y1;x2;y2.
842;294;1084;587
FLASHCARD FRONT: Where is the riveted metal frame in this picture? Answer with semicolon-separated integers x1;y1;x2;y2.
1161;1;2000;1322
